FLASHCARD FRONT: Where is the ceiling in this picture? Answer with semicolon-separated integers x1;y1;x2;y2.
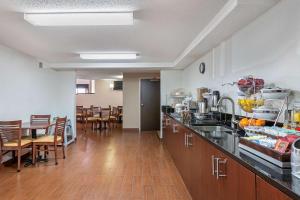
75;68;160;80
0;0;279;79
0;0;228;63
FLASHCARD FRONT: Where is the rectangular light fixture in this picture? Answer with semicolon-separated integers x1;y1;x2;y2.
24;12;134;26
80;53;137;60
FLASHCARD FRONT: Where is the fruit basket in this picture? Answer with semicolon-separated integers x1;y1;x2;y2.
237;76;264;96
238;97;264;113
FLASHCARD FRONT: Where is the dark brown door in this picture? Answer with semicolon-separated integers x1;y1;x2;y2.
140;79;160;131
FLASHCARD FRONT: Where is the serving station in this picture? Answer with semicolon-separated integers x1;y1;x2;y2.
162;75;300;200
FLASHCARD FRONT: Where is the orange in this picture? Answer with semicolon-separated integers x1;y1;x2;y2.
249;119;256;126
239;118;249;128
255;119;266;126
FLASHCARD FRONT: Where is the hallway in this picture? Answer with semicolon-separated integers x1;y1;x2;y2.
0;125;191;200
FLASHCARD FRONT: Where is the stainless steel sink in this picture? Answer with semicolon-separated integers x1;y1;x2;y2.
195;126;232;132
191;126;233;137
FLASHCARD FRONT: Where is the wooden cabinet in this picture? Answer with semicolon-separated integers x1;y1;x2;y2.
162;115;172;152
214;148;256;200
190;135;219;200
188;134;255;200
163;116;291;200
256;176;292;200
176;125;193;191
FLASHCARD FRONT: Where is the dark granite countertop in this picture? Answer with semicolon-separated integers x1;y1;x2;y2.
167;113;300;200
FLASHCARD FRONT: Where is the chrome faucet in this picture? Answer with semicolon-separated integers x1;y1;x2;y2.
216;96;239;129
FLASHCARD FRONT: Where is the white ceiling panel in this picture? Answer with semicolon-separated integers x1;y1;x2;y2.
0;0;228;63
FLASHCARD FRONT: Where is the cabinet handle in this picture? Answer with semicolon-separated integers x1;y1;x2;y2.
216;158;227;179
162;120;166;129
184;133;187;147
173;124;179;133
187;133;193;147
166;118;170;125
212;156;216;176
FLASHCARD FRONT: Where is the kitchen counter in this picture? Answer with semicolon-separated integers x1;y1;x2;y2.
168;113;300;200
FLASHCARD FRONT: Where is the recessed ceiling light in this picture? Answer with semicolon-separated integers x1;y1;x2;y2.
24;12;134;26
79;53;137;60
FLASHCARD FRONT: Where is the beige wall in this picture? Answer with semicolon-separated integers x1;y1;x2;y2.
123;73;160;129
76;80;123;108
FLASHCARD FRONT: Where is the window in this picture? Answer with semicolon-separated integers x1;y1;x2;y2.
76;79;95;94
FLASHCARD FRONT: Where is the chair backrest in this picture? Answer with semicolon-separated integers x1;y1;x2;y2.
54;117;67;143
0;120;22;149
101;108;111;119
85;106;93;117
91;106;100;116
76;106;83;114
117;106;123;114
112;107;119;116
30;115;51;124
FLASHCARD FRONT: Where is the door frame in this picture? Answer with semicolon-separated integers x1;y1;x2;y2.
139;78;161;133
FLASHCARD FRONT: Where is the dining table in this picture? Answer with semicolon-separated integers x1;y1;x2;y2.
22;121;55;138
21;121;55;166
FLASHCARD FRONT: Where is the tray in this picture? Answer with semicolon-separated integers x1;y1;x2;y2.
239;138;291;168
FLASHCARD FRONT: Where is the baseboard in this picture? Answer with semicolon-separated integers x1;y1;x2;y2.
156;130;163;141
122;128;139;132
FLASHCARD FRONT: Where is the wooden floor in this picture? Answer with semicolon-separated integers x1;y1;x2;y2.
0;124;191;200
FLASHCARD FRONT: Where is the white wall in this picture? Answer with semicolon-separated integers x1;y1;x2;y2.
160;70;183;106
0;44;76;135
76;79;123;108
123;73;160;129
180;0;300;121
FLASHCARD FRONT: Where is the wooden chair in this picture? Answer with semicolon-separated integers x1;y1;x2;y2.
31;114;51;124
30;115;51;158
110;107;119;128
32;117;67;165
30;114;51;135
85;106;101;131
117;106;123;123
100;108;111;129
76;106;84;122
0;120;32;172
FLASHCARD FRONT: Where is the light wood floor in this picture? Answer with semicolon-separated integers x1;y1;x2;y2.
0;124;191;200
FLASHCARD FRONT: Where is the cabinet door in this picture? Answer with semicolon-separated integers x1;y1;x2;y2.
163;116;172;152
189;135;219;200
215;150;256;200
171;122;186;174
189;136;255;200
177;126;193;191
169;119;179;160
166;118;176;158
256;176;292;200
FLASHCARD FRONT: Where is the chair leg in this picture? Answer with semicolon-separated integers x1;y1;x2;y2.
62;145;66;159
32;144;36;165
0;150;2;169
12;151;16;162
54;145;58;165
37;146;40;158
17;149;21;172
44;145;48;159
